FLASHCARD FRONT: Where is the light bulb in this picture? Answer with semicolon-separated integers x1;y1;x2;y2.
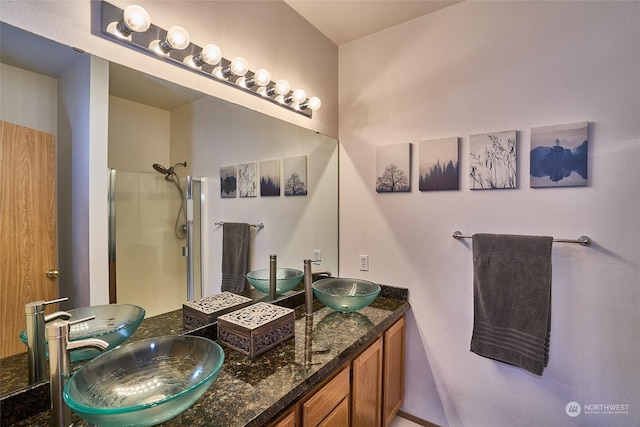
253;69;271;87
165;26;190;50
275;79;291;96
229;57;249;76
107;5;150;39
185;44;222;68
291;89;307;104
302;96;322;111
123;5;151;33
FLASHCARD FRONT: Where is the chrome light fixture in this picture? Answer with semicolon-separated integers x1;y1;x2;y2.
100;1;321;118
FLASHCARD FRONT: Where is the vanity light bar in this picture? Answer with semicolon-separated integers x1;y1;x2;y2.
99;1;321;118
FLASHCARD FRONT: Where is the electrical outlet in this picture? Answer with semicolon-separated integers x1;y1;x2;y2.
313;249;322;263
359;255;369;271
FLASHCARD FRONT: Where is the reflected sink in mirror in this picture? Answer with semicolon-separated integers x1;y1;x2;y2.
312;278;381;312
64;335;224;427
246;268;304;295
20;304;145;361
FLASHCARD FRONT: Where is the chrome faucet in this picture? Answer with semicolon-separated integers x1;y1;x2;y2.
25;297;71;383
46;317;109;427
269;254;277;301
304;259;314;316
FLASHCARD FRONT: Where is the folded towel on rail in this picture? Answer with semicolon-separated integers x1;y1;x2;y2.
470;233;553;376
221;222;250;293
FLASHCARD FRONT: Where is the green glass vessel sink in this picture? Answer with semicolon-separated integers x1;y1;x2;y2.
20;304;145;361
64;335;224;427
312;278;381;312
246;268;304;295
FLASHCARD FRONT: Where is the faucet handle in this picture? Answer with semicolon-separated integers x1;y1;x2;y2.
25;297;69;315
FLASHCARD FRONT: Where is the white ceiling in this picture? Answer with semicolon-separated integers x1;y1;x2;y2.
283;0;462;45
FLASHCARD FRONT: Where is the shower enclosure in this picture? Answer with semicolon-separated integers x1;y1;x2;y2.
108;167;204;317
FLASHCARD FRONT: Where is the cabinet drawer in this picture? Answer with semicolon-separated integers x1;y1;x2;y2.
319;396;349;427
303;366;350;426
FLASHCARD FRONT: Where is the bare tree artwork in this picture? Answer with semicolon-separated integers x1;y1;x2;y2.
283;156;308;196
376;164;409;192
376;142;411;193
285;172;307;195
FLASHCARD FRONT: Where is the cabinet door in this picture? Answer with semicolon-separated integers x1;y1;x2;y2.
352;336;383;427
383;316;406;427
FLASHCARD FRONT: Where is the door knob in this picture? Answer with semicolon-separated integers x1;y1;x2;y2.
46;270;60;279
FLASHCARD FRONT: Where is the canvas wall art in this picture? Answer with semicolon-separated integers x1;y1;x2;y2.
530;121;588;188
376;142;411;192
419;137;459;191
238;162;257;197
220;165;237;198
260;159;281;196
469;130;517;190
283;156;307;196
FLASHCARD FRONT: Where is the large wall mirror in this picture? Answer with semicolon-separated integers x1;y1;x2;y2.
1;22;338;397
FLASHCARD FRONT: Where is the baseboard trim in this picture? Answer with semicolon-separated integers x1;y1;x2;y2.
396;410;441;427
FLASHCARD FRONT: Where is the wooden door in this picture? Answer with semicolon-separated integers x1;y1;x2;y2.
352;336;383;427
1;120;58;358
383;316;406;427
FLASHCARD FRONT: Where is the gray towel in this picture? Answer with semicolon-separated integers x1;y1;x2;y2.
221;222;250;293
470;233;553;375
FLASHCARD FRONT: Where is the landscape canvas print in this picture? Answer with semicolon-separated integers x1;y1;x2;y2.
469;130;517;190
283;156;307;196
530;121;588;188
376;142;411;193
260;159;281;196
419;137;459;191
220;165;237;198
238;162;257;197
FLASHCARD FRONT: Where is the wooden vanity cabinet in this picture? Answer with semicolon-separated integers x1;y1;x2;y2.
269;316;406;427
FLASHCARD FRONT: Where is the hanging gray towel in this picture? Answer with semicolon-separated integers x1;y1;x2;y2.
221;222;250;293
470;233;553;375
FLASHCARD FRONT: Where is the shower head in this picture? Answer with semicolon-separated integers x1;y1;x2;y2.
153;162;187;175
153;163;170;174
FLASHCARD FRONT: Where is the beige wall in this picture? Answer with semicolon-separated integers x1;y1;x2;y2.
339;1;640;426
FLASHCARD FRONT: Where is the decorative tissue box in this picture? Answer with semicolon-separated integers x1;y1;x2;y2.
217;302;295;357
183;292;252;330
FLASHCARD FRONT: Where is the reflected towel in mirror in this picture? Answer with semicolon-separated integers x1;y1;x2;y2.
221;223;250;293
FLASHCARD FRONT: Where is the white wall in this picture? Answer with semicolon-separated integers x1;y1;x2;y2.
0;64;57;134
339;2;640;426
0;0;338;138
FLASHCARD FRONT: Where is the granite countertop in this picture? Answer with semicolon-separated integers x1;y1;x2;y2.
3;286;409;426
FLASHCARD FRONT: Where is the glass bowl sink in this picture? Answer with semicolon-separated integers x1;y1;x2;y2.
246;268;304;295
20;304;145;361
312;278;381;312
64;335;224;427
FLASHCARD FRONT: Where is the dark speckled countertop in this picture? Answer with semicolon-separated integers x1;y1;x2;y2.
2;286;409;426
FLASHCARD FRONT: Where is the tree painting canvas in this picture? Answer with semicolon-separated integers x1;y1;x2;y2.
220;165;237;198
376;142;411;192
260;159;281;196
469;130;517;190
238;162;257;197
283;156;307;196
530;122;588;188
419;137;459;191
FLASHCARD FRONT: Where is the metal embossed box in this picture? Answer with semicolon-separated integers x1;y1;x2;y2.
217;302;295;357
183;292;252;330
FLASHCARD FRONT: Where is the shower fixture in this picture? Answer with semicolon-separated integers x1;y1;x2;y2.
153;162;187;239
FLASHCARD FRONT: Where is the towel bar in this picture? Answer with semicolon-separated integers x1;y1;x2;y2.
215;221;264;230
452;231;591;246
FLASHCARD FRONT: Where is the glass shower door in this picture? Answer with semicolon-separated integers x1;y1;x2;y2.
108;170;202;317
